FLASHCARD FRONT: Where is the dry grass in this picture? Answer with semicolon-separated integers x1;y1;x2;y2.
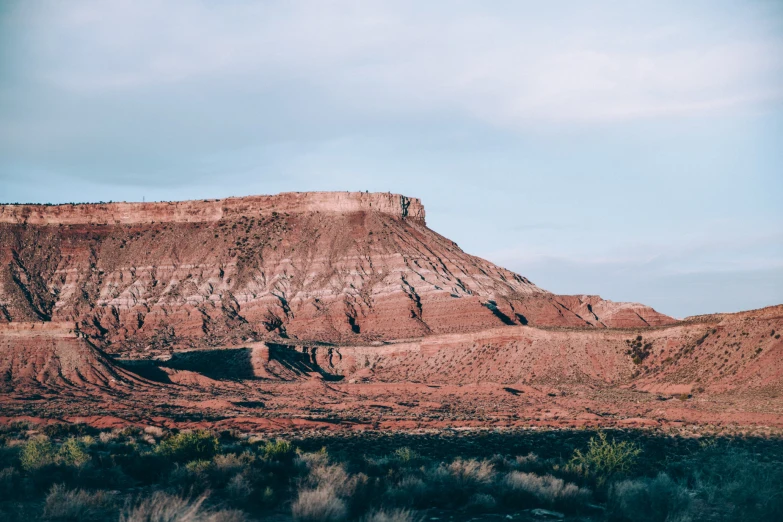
120;492;245;522
504;471;591;511
445;458;495;487
363;508;421;522
291;487;348;522
43;484;115;520
225;473;252;500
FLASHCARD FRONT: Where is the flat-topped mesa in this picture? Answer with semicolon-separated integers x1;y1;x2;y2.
0;191;426;225
0;189;676;350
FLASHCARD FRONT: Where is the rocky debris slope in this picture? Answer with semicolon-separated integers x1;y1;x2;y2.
0;192;675;353
0;322;149;391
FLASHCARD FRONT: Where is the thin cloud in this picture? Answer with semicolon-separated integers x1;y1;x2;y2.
6;1;783;126
487;229;783;277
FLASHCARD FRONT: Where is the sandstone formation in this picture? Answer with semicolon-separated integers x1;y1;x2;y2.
0;192;674;354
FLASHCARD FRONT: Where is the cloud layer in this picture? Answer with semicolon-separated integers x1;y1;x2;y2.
8;1;783;121
1;0;781;316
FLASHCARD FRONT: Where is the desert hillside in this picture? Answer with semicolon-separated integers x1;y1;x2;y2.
0;192;673;355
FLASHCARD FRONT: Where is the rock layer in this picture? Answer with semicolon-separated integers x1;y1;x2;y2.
0;192;426;225
0;192;675;353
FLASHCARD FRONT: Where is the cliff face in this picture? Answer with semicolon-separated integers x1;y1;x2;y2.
0;192;674;353
0;192;426;225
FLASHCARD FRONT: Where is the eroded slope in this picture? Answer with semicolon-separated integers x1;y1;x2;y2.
0;192;674;354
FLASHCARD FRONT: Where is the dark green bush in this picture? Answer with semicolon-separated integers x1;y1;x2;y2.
113;452;168;484
261;439;295;462
608;473;691;522
156;431;219;463
0;466;21;497
42;424;93;440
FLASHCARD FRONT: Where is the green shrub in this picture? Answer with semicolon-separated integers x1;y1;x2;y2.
185;459;214;474
114;452;168;484
568;432;641;486
157;431;219;463
393;447;419;464
262;439;295;461
58;437;91;467
20;436;56;471
20;435;92;472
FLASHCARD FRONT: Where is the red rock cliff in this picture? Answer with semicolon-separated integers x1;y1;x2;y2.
0;192;426;225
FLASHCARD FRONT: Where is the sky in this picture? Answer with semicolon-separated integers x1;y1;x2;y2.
1;0;782;318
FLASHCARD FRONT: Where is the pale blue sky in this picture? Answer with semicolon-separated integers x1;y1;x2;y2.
1;1;782;317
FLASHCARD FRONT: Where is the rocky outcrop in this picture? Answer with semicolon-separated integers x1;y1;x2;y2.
553;295;676;327
0;192;675;353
